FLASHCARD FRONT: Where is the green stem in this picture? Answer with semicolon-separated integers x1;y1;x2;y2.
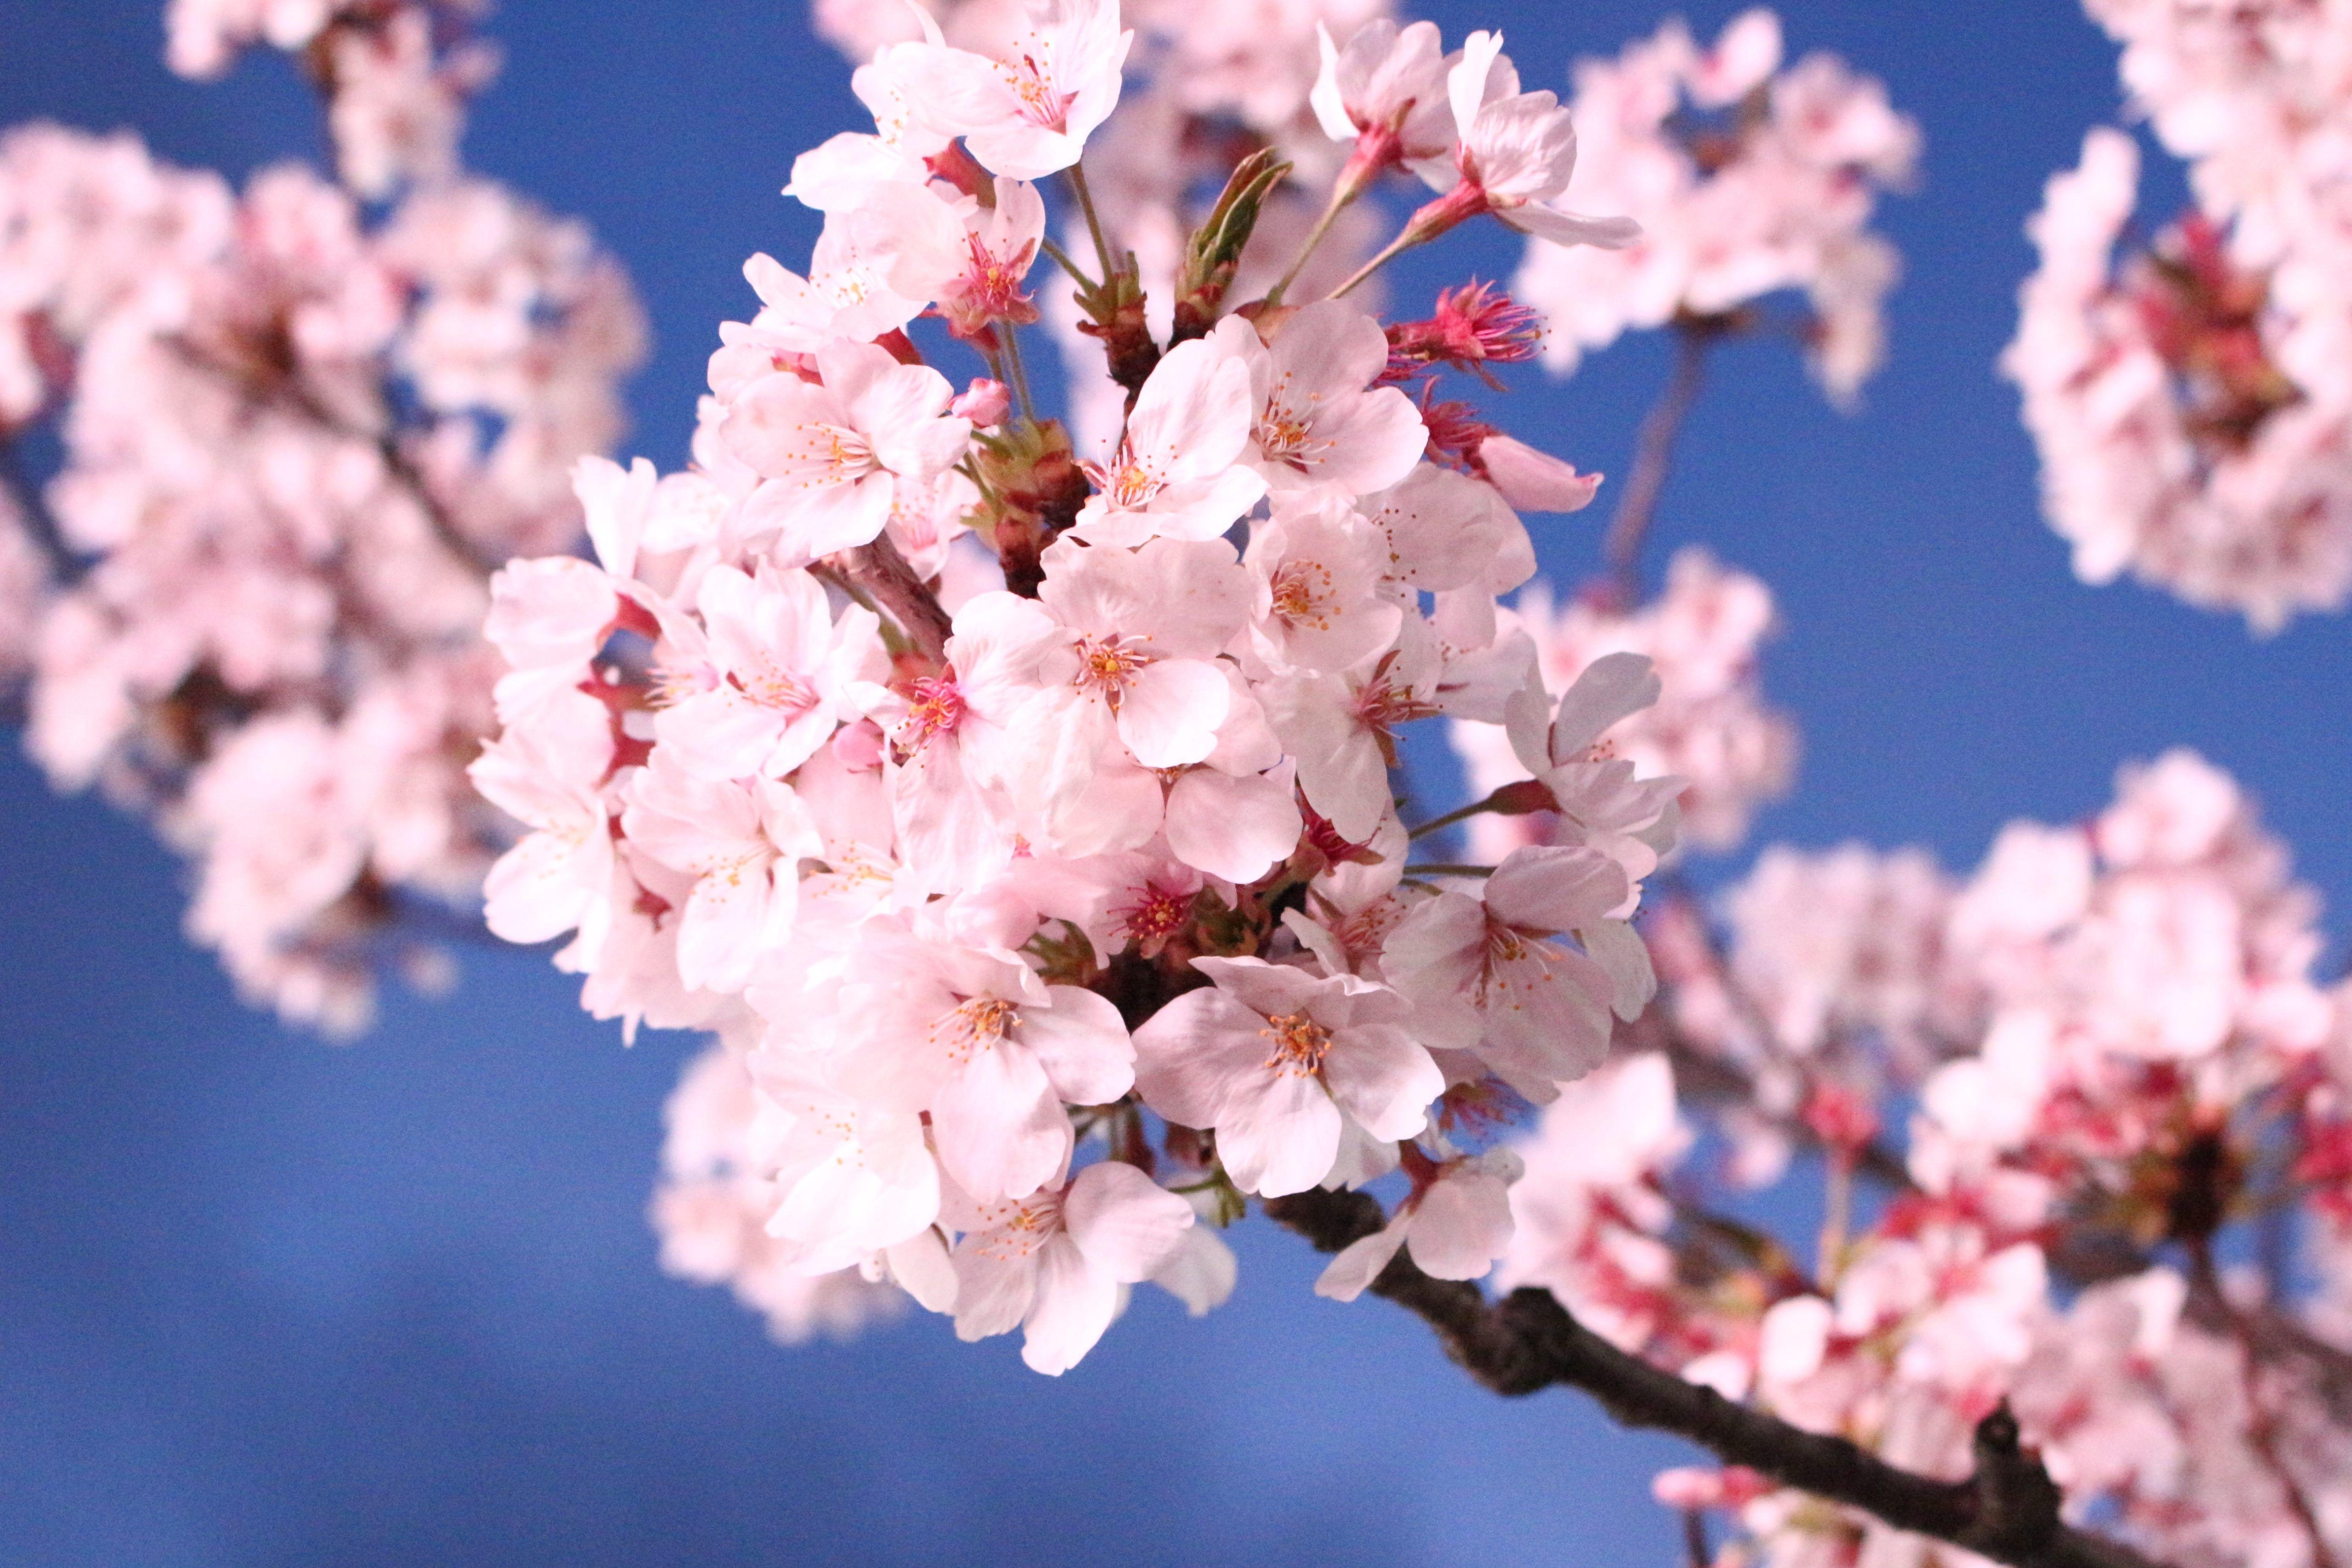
1040;233;1096;291
1265;184;1355;308
1407;791;1511;842
1327;226;1419;302
1066;162;1117;284
1000;328;1039;424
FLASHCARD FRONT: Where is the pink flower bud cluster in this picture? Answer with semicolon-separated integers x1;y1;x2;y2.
1450;547;1796;862
166;0;500;199
1507;748;2352;1565
0;53;641;1028
2004;0;2352;630
478;1;1678;1374
1512;9;1920;406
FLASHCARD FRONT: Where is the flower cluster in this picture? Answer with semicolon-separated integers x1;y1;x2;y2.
167;0;500;198
2004;0;2352;630
1512;9;1919;406
0;25;641;1028
1449;546;1795;864
481;0;1687;1374
1513;748;2352;1567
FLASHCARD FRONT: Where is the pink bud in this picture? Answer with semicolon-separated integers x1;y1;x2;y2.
1477;432;1602;513
953;378;1012;429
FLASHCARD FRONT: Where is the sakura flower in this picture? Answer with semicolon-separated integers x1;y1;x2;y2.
481;555;621;724
1262;628;1448;843
468;687;616;952
935;177;1048;340
1210;302;1427;496
1310;18;1458;198
652;563;886;782
1010;534;1252;777
1241;491;1402;674
862;940;1135;1202
723;339;973;557
619;752;823;994
908;0;1133;179
1417;31;1642;250
754;1060;943;1275
947;1160;1194;1375
1073;334;1267;545
1383;843;1644;1100
1133;956;1442;1196
1316;1147;1524;1300
724;187;965;362
1503;651;1683;890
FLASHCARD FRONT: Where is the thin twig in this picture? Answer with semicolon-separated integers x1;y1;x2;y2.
2189;1241;2342;1568
1265;1186;2170;1568
0;436;76;579
1603;326;1712;602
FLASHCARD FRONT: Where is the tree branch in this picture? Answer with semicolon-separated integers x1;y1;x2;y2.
1603;323;1713;602
825;532;954;666
1263;1185;2171;1568
0;435;77;580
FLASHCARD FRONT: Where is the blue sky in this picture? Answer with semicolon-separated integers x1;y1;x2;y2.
3;1;2347;1563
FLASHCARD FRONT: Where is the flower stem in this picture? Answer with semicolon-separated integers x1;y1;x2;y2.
1326;226;1419;302
1401;862;1496;877
1040;233;1096;291
1000;328;1039;425
1266;185;1355;307
1065;162;1117;285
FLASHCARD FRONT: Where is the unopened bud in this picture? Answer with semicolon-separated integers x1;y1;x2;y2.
953;377;1013;429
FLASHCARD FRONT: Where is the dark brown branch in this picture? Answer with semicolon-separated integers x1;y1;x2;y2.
0;435;76;580
1603;323;1713;602
164;336;502;581
826;532;954;666
1264;1186;2170;1568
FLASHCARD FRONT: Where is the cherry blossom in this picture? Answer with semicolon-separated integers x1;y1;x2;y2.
724;339;973;557
905;0;1134;179
1513;11;1919;405
1132;957;1442;1196
946;1160;1194;1374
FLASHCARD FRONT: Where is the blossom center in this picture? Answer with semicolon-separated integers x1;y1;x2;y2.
1269;559;1336;629
735;661;820;714
1071;634;1149;707
1260;1010;1334;1077
997;51;1075;130
902;675;967;750
935;996;1018;1064
797;420;879;484
1113;882;1193;948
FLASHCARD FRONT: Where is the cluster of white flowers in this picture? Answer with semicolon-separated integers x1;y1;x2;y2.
1511;749;2352;1568
0;12;641;1028
1513;9;1919;406
2005;0;2352;630
1449;547;1794;863
476;0;1693;1374
167;0;500;198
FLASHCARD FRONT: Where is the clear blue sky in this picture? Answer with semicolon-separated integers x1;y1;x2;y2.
3;2;2346;1563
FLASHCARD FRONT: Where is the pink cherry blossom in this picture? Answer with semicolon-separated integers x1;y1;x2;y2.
723;339;973;557
905;0;1134;179
946;1160;1194;1374
1073;334;1267;545
1133;956;1441;1196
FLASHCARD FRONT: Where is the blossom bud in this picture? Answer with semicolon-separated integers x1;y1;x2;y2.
952;377;1012;429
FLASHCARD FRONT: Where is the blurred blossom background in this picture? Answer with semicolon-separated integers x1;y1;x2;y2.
4;0;2349;1563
